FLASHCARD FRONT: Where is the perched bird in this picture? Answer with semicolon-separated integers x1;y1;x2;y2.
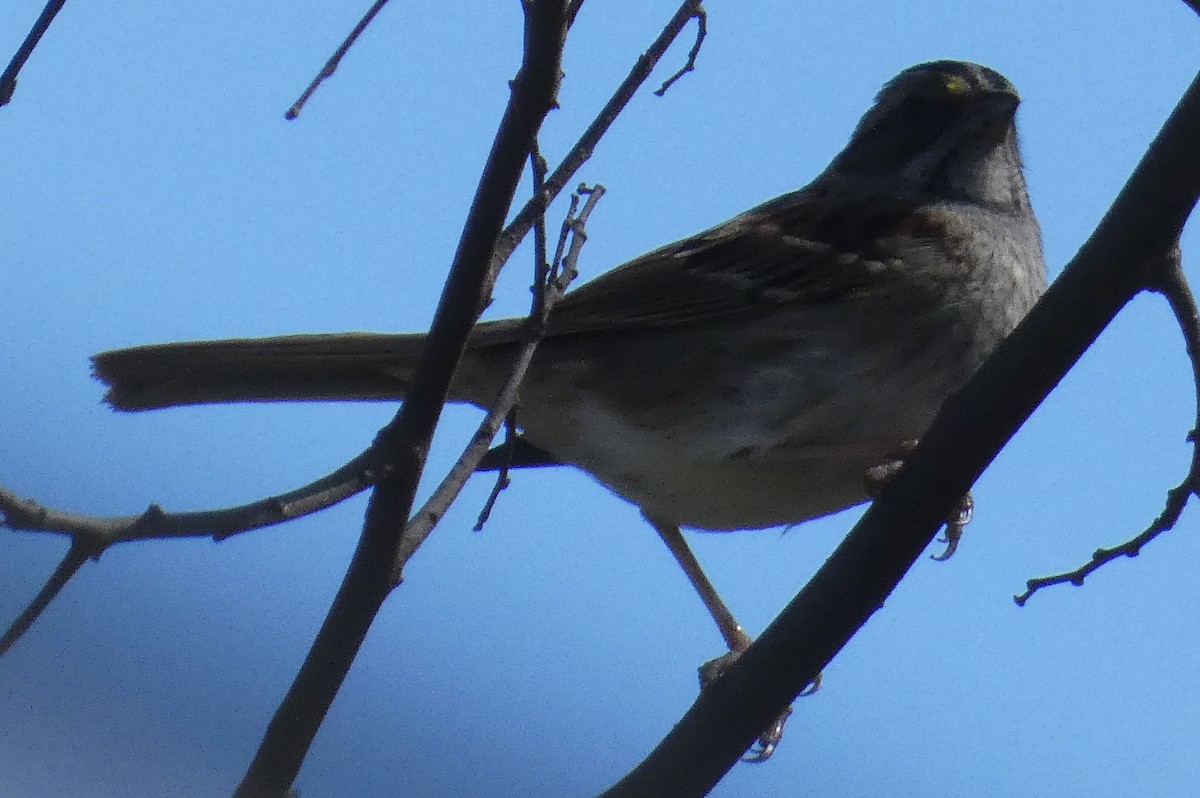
94;59;1046;537
93;58;1047;758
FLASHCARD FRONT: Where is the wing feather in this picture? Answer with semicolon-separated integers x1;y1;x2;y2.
534;187;951;338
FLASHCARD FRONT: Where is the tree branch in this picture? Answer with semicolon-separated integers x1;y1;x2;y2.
0;537;94;655
653;4;706;97
232;4;567;796
393;183;604;580
285;0;393;120
0;0;68;107
0;0;706;666
1015;246;1200;603
601;66;1200;798
0;453;376;654
489;0;704;295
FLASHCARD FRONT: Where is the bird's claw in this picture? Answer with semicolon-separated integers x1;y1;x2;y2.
699;649;818;763
931;492;974;561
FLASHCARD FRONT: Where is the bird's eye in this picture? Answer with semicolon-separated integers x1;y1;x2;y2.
895;94;933;117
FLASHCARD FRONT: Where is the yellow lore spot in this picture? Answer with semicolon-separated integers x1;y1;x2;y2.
942;74;971;95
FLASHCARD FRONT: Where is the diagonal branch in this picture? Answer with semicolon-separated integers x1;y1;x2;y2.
393;183;605;581
1015;245;1200;604
601;66;1200;798
0;0;69;106
232;4;568;796
0;453;376;654
285;0;393;120
0;537;95;655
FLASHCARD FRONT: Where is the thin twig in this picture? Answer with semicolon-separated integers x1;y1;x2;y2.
473;142;551;532
0;453;376;655
0;452;375;544
474;409;519;531
1016;245;1200;604
0;537;96;655
393;183;605;581
285;0;392;120
489;0;707;296
0;0;69;107
654;4;706;96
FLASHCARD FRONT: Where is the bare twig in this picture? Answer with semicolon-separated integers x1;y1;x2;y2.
602;67;1200;798
285;0;392;120
233;5;567;795
474;142;550;532
474;409;519;531
393;183;605;580
1015;245;1199;604
0;537;96;655
489;0;707;294
0;453;375;545
0;0;69;107
654;3;706;96
0;453;376;654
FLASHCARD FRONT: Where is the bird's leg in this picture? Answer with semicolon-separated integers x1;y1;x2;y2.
647;515;752;653
864;440;974;560
644;514;800;761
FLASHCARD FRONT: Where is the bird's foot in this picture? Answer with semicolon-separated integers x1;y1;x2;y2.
865;441;975;560
698;646;819;762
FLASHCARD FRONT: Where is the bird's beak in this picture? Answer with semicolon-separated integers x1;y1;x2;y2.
966;90;1020;145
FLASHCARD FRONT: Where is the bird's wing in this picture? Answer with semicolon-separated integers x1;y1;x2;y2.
531;187;958;338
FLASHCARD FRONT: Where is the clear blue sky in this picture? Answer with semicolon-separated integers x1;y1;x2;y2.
3;2;1199;796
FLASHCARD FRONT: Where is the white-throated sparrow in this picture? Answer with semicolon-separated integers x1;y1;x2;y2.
95;59;1046;533
93;61;1047;756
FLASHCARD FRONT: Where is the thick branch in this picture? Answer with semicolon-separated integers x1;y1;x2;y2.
602;67;1200;798
232;4;567;796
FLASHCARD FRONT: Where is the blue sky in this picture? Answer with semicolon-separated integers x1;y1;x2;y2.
2;2;1200;796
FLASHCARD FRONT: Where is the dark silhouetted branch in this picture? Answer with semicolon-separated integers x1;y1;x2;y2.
0;0;68;106
285;0;392;120
0;456;376;654
393;183;605;578
0;537;95;655
232;4;568;796
654;4;706;96
601;65;1200;798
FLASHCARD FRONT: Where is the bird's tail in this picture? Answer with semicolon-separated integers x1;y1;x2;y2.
92;333;431;411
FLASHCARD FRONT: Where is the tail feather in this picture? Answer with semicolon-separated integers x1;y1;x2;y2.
92;333;429;411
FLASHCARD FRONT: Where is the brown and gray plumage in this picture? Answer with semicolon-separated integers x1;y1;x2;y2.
93;60;1047;531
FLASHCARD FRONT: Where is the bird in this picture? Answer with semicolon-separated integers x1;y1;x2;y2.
94;58;1045;533
92;59;1047;755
